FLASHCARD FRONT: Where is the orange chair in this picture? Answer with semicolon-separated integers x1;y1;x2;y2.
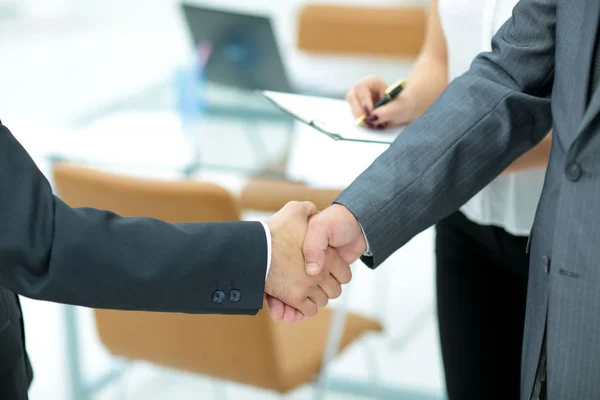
240;178;342;213
53;163;382;394
297;4;426;58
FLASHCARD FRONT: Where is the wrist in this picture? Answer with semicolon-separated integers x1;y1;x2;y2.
395;91;420;124
330;204;367;254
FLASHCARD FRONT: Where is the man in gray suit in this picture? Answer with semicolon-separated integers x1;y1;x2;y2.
292;0;600;398
0;120;351;399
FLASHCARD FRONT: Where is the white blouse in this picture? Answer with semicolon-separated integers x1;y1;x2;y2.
438;0;547;237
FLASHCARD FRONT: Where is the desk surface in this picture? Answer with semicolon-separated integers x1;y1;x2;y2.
48;77;394;190
48;81;296;179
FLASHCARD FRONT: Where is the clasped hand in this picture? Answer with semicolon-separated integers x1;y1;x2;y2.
264;202;367;323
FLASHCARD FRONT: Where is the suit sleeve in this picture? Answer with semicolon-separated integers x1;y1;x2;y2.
336;0;556;268
0;123;267;315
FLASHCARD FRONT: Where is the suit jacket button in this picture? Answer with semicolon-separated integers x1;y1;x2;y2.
565;162;582;182
229;289;241;302
212;290;225;304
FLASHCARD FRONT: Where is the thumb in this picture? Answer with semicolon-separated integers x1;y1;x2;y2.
298;201;319;220
303;216;330;276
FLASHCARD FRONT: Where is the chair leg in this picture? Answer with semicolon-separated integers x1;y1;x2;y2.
116;361;134;400
64;305;87;400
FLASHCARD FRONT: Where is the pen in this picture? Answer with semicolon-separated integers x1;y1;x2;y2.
355;79;407;126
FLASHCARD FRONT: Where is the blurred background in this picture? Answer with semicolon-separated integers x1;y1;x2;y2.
0;0;444;399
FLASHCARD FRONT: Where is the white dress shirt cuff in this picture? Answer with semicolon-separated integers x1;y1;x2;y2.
360;223;372;256
260;222;272;280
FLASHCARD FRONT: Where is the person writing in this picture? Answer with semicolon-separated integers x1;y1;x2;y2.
343;0;551;398
299;0;600;397
0;120;351;399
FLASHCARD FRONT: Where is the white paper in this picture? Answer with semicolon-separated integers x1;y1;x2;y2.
262;91;404;144
286;123;389;189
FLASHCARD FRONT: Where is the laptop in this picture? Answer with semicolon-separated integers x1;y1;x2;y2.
180;3;295;93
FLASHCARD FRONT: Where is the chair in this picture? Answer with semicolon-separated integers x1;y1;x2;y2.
240;178;342;213
297;4;426;58
52;163;382;395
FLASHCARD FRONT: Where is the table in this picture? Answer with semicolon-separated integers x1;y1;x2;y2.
50;80;298;180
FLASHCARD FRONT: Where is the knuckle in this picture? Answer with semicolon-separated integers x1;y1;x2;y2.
314;271;329;284
303;201;316;212
365;74;378;84
290;286;307;303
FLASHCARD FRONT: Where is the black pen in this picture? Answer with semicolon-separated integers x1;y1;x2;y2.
356;79;407;126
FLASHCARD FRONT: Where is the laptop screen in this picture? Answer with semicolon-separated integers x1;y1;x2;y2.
181;3;293;93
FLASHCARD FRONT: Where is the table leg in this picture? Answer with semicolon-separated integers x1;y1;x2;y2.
64;305;87;400
63;305;129;400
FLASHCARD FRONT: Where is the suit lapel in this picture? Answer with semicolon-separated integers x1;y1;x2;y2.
581;81;600;135
575;0;600;137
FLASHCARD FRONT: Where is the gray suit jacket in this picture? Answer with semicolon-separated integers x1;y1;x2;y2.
337;0;600;398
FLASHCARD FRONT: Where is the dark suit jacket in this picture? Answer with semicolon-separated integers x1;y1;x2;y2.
0;121;269;398
0;288;33;400
336;0;600;398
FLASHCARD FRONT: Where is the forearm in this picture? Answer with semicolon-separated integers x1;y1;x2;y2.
337;0;556;267
399;0;449;123
502;131;552;174
0;123;267;314
401;55;449;122
339;75;552;267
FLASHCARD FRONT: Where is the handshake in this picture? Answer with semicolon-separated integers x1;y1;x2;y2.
263;201;367;324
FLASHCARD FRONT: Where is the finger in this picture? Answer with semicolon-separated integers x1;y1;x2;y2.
294;310;304;323
300;201;319;219
346;89;365;118
363;113;380;129
308;287;329;308
370;101;404;125
266;294;285;321
283;304;298;324
298;297;319;318
319;274;343;300
326;248;353;285
303;215;330;276
284;200;318;220
354;83;375;114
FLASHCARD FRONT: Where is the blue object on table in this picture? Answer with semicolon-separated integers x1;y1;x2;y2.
174;62;207;121
173;57;207;170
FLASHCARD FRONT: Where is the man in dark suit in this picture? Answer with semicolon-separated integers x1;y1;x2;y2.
0;121;352;399
295;0;600;398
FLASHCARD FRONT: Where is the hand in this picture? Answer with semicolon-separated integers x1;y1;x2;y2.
346;75;415;129
266;241;353;324
303;204;366;276
265;293;304;324
265;202;352;320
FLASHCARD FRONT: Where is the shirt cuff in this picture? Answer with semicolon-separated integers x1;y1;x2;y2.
260;222;272;281
360;223;372;257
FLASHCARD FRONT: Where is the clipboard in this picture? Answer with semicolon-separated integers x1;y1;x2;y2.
261;90;404;145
